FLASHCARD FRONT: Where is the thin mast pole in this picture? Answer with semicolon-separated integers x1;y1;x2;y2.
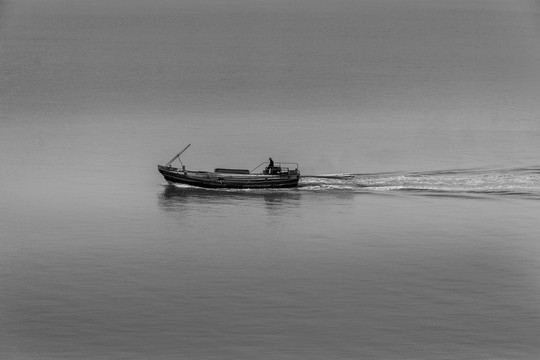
165;144;191;166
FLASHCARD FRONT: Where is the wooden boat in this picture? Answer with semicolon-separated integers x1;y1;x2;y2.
158;145;300;189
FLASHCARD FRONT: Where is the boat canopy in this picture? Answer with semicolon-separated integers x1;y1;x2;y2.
214;168;250;174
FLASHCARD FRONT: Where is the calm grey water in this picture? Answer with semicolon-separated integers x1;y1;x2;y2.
1;1;540;359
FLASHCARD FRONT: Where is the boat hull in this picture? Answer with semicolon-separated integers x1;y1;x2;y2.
158;165;300;189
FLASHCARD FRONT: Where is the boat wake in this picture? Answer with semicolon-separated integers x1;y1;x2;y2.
300;166;540;199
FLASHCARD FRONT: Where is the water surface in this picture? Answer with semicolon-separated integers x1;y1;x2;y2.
1;1;540;359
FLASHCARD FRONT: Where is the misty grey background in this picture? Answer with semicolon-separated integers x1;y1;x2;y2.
1;0;540;359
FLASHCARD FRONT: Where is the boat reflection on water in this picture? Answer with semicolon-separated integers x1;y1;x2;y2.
157;184;303;216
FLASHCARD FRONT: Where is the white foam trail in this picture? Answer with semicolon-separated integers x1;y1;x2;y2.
299;167;540;198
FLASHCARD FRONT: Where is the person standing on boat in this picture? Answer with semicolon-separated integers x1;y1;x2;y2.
266;157;274;174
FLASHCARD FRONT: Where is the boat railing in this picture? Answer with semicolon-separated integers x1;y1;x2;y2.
251;161;299;174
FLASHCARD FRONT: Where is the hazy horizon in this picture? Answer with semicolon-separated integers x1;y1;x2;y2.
2;1;540;359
